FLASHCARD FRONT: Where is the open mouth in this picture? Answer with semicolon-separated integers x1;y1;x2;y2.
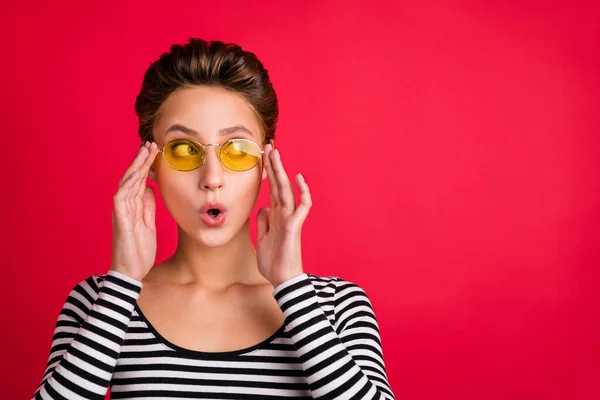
200;202;228;227
207;208;221;218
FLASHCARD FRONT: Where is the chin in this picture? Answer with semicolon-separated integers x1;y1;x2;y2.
191;223;240;248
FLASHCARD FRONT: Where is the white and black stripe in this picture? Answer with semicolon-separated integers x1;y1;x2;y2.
34;270;395;399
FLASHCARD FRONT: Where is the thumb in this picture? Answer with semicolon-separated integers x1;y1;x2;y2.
142;186;156;229
256;207;270;241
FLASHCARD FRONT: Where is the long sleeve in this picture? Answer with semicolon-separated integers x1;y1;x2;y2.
273;274;395;400
33;270;143;400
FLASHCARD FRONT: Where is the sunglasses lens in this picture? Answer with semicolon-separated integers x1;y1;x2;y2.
221;139;262;171
164;139;204;171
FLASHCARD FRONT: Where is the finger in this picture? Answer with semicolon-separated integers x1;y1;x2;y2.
126;146;153;201
293;173;312;223
126;170;145;216
113;170;140;218
263;144;280;206
119;141;151;187
115;170;139;200
270;148;295;209
129;167;146;201
135;142;160;198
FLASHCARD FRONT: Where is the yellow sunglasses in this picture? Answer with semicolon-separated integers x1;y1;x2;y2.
157;138;265;172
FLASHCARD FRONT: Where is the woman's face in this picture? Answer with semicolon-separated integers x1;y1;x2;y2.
148;85;268;247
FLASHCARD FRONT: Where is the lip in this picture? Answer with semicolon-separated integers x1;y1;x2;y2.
199;202;228;228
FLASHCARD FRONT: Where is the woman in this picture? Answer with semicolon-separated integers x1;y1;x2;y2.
33;38;395;399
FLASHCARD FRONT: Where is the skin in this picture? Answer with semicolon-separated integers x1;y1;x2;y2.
110;85;312;352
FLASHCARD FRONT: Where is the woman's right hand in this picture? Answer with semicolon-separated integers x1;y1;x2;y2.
110;141;160;282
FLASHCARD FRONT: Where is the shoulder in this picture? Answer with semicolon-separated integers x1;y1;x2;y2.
61;271;141;315
64;271;124;305
70;271;142;295
274;273;371;306
307;273;371;303
306;274;377;333
58;274;105;323
67;274;105;300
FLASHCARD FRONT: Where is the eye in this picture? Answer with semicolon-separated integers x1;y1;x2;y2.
170;140;200;157
231;141;248;152
223;140;251;158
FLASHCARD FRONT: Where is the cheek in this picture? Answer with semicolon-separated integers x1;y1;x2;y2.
155;167;195;208
229;171;263;208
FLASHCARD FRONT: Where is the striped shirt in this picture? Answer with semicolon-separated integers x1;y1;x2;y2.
34;270;395;399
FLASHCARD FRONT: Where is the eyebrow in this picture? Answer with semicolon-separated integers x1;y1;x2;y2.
165;123;254;138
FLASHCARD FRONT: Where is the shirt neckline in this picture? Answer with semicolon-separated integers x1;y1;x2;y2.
133;303;286;359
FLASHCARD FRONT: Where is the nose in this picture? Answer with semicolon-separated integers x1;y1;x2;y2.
199;145;224;191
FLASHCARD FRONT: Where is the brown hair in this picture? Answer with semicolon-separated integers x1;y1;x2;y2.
134;38;278;145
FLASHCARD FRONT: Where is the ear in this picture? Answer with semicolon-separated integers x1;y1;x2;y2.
262;164;267;180
148;165;157;182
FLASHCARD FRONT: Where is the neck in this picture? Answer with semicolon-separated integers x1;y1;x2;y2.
166;220;266;289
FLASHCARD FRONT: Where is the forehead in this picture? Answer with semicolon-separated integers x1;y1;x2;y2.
154;86;261;140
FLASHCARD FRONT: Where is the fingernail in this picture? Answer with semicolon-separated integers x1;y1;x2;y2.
274;149;280;158
138;146;144;154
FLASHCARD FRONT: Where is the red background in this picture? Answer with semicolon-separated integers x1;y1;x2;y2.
2;1;599;399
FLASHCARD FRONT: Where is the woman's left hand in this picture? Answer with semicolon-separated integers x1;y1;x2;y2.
256;143;312;289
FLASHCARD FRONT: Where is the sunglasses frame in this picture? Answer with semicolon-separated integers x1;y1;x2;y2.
157;138;265;172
